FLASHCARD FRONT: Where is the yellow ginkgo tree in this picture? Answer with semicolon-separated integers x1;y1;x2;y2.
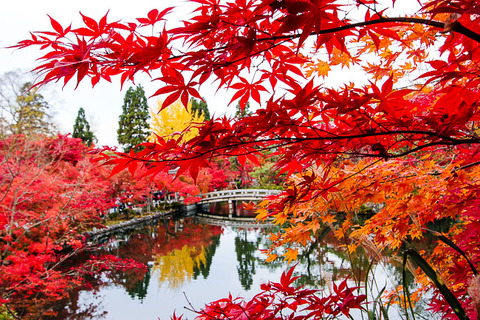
149;99;204;143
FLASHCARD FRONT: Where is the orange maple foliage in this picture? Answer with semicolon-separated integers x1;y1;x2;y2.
258;147;480;318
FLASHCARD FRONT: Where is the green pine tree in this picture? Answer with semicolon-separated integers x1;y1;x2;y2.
190;98;211;121
235;101;252;119
72;107;96;146
117;85;150;152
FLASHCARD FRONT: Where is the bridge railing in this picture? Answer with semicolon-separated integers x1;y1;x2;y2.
197;189;281;204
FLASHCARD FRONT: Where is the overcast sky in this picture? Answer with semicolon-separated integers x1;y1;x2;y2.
0;0;236;147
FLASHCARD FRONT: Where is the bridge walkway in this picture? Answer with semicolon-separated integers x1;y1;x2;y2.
196;188;281;217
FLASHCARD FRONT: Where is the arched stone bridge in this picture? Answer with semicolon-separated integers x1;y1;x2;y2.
197;189;281;204
196;189;281;217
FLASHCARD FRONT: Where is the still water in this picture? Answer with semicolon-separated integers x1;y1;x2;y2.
58;214;434;320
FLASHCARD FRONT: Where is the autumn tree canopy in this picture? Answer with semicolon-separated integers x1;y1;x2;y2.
0;134;147;318
149;99;204;143
14;0;480;318
0;81;54;137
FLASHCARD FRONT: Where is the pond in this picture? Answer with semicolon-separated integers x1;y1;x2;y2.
56;213;436;320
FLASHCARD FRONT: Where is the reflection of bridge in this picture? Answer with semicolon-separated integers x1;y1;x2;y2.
196;189;281;217
196;215;275;228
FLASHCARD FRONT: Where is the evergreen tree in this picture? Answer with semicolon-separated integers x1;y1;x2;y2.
72;107;96;146
10;82;53;136
235;101;252;119
190;98;211;121
117;85;150;152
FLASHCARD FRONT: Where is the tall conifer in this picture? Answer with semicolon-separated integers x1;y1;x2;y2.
117;85;150;152
235;101;251;119
72;107;96;146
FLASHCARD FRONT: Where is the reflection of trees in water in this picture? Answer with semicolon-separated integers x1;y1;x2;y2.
153;244;208;288
102;217;223;290
234;229;257;290
51;289;108;320
271;225;436;319
127;265;151;301
193;235;221;279
53;217;223;317
55;216;438;319
101;222;160;264
151;218;223;289
256;224;419;293
291;228;390;290
110;219;422;298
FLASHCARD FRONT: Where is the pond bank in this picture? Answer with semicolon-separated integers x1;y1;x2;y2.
85;204;197;242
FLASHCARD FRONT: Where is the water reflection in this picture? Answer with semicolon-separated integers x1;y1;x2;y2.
127;265;151;301
234;230;257;290
150;219;222;289
55;215;435;320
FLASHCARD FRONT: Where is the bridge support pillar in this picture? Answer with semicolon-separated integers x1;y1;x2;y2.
228;200;236;218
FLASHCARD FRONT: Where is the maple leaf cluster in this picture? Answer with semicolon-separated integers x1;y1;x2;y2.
186;266;366;320
257;149;480;318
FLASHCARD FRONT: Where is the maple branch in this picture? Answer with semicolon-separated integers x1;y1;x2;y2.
119;129;480;169
228;131;480;158
426;159;480;176
102;17;480;76
382;160;480;186
154;16;480;88
316;159;383;197
340;139;480;159
455;159;480;171
383;140;480;159
257;17;480;44
452;22;480;43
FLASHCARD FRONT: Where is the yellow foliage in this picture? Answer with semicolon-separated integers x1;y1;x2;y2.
149;99;204;143
153;245;207;289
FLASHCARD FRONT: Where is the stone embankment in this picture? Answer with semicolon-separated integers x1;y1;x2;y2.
85;204;197;242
